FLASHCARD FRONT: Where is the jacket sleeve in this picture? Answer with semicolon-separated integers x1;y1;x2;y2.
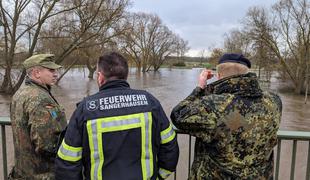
154;99;179;179
55;102;84;180
27;97;67;157
170;87;218;142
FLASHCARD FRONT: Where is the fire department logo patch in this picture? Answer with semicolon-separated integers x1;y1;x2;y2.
86;99;99;111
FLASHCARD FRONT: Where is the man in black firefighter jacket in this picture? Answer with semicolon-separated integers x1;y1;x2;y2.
55;52;179;180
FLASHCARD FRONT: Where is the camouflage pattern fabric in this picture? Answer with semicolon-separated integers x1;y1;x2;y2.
9;77;67;180
170;72;282;180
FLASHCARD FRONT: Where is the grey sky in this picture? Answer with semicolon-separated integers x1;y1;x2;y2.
130;0;277;56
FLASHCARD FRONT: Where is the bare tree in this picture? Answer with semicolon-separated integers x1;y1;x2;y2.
120;13;159;72
207;47;224;67
244;0;310;94
120;12;188;72
251;37;278;80
150;29;189;71
198;49;207;65
38;0;129;81
223;28;277;80
224;29;251;56
175;36;189;59
0;0;78;94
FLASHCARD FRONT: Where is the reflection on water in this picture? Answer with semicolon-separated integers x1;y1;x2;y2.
0;68;310;180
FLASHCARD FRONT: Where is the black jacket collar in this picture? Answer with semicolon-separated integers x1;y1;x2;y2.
99;79;130;91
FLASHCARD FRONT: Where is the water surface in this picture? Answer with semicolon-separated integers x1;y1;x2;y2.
0;68;309;180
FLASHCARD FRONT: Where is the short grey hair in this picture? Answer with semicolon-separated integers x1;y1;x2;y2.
217;62;249;78
26;66;43;76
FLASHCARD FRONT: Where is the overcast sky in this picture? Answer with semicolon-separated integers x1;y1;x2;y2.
130;0;278;57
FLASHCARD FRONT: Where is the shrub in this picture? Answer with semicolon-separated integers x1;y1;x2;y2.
172;61;186;67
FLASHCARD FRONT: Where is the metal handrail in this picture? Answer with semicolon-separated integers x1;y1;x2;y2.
0;117;10;125
2;117;310;180
275;131;310;180
0;117;9;180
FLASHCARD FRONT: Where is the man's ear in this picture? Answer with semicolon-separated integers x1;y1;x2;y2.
97;71;106;86
217;72;222;79
33;68;41;79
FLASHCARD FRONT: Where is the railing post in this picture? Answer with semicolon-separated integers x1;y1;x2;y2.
275;140;281;180
306;141;310;180
290;140;297;180
1;124;8;180
188;135;192;178
174;170;176;180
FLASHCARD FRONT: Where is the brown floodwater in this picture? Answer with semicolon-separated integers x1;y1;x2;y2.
0;68;310;180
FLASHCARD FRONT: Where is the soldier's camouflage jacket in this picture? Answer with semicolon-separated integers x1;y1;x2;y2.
170;72;282;180
9;77;67;180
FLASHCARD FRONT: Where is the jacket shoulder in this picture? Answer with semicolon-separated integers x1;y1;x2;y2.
266;91;282;101
13;85;39;102
13;85;53;106
133;89;161;104
263;91;282;111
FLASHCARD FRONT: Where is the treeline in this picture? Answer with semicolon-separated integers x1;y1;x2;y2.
0;0;189;94
207;0;310;94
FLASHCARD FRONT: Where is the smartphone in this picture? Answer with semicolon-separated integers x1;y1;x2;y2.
206;70;218;84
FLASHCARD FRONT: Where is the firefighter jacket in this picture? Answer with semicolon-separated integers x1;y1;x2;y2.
55;80;179;180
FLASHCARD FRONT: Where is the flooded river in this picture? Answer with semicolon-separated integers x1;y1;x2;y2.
0;68;310;180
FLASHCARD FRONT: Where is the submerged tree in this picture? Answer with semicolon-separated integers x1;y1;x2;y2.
0;0;78;94
223;29;252;56
244;0;310;94
119;12;188;72
39;0;129;81
0;0;130;94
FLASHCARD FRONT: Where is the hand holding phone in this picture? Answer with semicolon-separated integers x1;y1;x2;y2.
207;70;213;80
207;69;219;84
198;69;212;89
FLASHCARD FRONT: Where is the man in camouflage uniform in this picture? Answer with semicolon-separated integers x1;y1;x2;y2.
10;54;67;180
170;53;282;180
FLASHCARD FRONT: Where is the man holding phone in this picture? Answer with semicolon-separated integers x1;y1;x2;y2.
171;53;282;179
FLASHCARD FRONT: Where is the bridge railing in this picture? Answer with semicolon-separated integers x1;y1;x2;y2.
275;131;310;180
1;117;310;180
0;117;10;180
